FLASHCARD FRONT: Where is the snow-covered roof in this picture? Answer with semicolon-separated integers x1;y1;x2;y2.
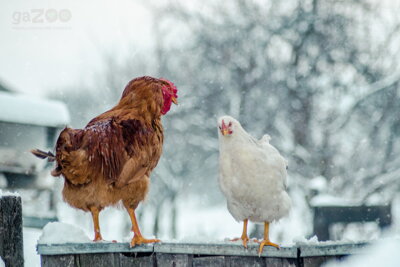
0;91;70;127
0;83;10;92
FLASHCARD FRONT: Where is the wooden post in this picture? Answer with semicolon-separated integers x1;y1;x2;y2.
0;195;24;267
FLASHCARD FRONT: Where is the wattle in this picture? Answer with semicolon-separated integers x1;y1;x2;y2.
161;95;172;115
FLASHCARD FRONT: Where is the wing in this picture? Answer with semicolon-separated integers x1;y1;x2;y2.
56;118;162;187
85;117;161;187
112;118;163;187
258;138;288;189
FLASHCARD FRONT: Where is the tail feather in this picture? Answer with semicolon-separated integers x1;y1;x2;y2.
31;149;55;162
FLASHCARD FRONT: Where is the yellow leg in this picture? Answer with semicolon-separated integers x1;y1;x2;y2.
127;207;160;247
230;219;250;248
254;222;280;255
90;207;103;242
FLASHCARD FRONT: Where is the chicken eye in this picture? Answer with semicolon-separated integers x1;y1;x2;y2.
228;122;232;127
219;126;222;130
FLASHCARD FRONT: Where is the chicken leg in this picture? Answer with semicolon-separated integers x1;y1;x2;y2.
90;206;103;241
254;222;280;255
128;207;160;247
231;219;250;248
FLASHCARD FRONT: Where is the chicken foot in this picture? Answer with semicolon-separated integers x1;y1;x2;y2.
90;206;103;241
230;219;250;248
128;207;160;247
253;222;280;255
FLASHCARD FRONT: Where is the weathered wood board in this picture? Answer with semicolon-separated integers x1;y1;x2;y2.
37;241;370;267
0;195;24;267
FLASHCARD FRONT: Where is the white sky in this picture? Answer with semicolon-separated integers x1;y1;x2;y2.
1;0;399;97
0;0;154;96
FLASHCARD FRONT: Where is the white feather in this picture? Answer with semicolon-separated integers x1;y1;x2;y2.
218;116;291;223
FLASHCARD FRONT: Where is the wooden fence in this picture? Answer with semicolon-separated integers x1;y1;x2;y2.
37;241;368;267
0;195;24;267
0;195;379;267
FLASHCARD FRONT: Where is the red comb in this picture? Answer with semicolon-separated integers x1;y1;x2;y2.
160;78;178;97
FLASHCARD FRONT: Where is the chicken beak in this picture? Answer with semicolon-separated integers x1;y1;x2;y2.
171;97;178;105
221;129;229;136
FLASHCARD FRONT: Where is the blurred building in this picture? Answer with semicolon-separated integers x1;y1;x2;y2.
0;81;69;188
0;80;70;226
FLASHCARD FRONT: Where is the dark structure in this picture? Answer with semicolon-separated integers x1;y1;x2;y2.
0;195;24;267
313;204;392;241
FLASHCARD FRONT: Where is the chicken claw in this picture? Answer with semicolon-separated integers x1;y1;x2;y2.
130;236;160;247
230;219;249;248
255;222;280;256
128;207;160;247
230;236;250;248
93;232;103;242
254;239;280;255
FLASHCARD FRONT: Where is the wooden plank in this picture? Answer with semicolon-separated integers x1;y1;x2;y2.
226;256;265;267
79;253;119;267
156;253;193;267
265;258;298;267
193;256;225;267
154;242;297;258
35;241;373;267
299;243;367;257
37;242;154;255
0;196;24;267
119;252;155;267
302;256;343;267
41;255;75;267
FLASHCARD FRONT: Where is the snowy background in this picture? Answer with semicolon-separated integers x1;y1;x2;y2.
1;0;400;266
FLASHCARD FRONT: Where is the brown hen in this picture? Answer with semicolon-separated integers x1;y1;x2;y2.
32;76;178;246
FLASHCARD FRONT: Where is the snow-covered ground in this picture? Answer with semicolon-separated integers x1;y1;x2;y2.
324;238;400;267
23;228;42;267
38;222;91;244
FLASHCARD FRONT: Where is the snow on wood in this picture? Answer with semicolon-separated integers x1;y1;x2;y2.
38;222;91;244
299;242;368;257
0;189;20;197
310;195;360;207
37;241;297;257
0;91;69;127
154;242;297;258
37;242;153;255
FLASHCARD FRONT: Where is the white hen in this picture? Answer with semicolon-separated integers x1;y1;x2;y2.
218;115;291;254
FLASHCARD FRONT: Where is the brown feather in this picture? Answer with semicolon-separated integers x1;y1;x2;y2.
31;149;55;161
